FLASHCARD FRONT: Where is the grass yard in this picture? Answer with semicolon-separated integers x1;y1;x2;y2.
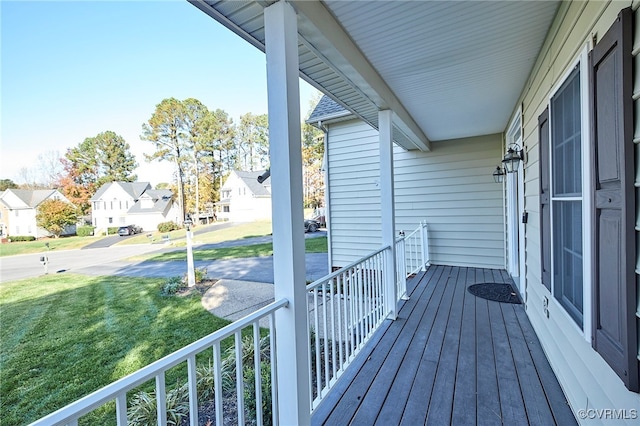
0;235;97;257
145;236;328;262
118;220;273;247
0;274;230;425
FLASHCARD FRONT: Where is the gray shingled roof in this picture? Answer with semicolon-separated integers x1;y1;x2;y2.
91;182;151;201
1;189;60;208
307;95;350;123
235;170;271;196
127;189;174;214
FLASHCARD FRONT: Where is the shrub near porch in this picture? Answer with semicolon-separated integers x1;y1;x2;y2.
0;274;230;425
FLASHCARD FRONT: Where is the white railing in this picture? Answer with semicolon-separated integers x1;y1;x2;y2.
307;246;390;410
30;222;431;426
395;221;430;300
29;299;289;426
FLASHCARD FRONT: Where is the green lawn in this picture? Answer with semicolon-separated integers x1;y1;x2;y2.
0;274;230;425
0;235;98;257
117;220;273;247
145;236;328;262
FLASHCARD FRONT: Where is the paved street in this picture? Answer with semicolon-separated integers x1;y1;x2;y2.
74;253;328;284
0;228;329;284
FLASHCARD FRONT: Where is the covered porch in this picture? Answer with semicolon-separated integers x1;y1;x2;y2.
312;265;577;425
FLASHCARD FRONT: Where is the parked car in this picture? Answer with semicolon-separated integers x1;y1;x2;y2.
304;219;320;233
117;225;142;236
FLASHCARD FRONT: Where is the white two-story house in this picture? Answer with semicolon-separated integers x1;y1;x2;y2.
216;170;272;222
0;189;76;238
91;182;180;232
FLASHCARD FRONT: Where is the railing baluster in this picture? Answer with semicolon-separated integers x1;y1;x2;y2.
269;313;279;426
115;393;127;426
235;331;244;425
155;373;167;426
253;323;263;426
187;355;198;426
336;275;344;369
213;343;223;426
322;281;329;391
313;287;321;397
330;277;337;379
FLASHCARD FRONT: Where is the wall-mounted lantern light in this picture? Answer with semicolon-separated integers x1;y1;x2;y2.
502;144;525;173
492;166;506;183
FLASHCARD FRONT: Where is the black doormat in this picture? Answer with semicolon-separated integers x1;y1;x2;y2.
467;283;521;304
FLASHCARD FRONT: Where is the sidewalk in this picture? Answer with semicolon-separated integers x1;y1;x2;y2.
201;279;274;326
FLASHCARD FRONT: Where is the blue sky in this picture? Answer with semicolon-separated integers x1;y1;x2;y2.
1;0;319;185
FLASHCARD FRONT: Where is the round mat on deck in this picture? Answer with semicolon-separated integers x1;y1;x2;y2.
467;283;521;304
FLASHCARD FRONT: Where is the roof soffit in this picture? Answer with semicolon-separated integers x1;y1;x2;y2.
191;1;559;145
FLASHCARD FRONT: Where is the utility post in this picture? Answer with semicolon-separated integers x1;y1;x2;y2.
184;218;195;287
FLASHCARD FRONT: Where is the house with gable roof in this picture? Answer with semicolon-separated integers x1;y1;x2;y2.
216;170;272;222
90;182;180;232
0;188;76;238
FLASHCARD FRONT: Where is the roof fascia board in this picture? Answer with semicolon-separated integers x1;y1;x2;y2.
188;0;268;52
290;0;431;151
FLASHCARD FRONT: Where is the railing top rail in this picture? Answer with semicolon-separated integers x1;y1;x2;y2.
29;298;289;426
307;245;391;291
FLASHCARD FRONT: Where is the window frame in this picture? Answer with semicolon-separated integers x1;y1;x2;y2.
546;46;593;340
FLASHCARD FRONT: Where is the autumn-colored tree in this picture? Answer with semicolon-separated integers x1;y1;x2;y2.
58;131;137;215
36;199;77;238
302;95;325;208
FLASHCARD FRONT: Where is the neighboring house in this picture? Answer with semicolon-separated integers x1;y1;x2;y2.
0;189;76;238
34;2;640;424
216;170;271;222
91;182;180;232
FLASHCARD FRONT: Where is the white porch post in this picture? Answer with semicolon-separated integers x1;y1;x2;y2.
379;109;397;320
264;2;311;425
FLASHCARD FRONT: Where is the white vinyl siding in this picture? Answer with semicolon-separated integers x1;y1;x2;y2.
394;134;504;269
519;0;640;417
326;119;504;269
327;121;382;266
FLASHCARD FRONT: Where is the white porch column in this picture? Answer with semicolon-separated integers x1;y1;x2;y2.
264;2;311;425
379;109;397;320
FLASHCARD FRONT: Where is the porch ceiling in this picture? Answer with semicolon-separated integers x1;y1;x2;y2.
190;0;560;149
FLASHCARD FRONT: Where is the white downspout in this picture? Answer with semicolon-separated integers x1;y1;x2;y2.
318;120;332;270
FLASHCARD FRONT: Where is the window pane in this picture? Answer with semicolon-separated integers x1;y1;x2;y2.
552;67;582;196
552;200;583;326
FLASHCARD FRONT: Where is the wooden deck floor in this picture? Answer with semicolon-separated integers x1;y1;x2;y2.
311;265;577;425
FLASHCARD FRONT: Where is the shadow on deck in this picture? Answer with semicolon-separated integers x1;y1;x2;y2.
311;265;577;425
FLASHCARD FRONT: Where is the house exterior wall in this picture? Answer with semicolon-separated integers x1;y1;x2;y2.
0;190;75;238
130;203;181;231
0;202;9;237
220;173;272;222
517;0;640;419
326;119;505;269
92;184;134;230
